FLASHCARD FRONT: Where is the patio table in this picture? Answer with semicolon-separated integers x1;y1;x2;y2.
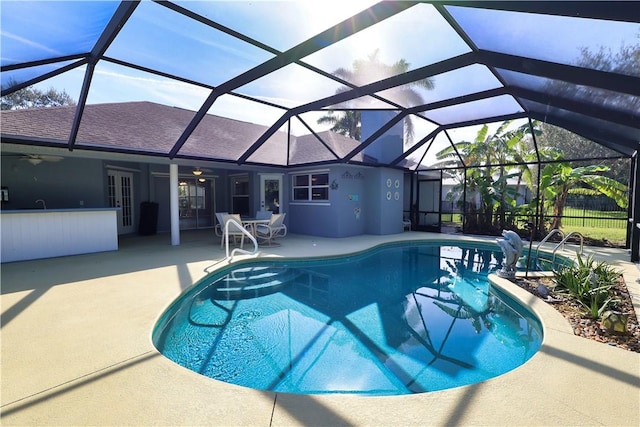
242;218;270;237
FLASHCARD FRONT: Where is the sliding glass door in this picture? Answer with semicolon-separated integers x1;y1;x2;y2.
178;178;215;229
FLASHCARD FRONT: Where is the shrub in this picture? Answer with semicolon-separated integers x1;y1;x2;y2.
553;253;621;319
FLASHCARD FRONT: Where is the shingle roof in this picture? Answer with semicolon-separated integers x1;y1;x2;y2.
1;101;362;165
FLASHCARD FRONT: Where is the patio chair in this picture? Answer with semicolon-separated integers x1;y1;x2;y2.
255;213;287;246
220;213;247;248
214;212;228;237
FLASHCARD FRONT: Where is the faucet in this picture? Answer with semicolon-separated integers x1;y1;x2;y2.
35;199;46;209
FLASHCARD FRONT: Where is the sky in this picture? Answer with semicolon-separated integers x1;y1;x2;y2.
3;1;637;164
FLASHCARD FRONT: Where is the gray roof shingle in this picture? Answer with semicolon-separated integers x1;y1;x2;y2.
1;101;363;165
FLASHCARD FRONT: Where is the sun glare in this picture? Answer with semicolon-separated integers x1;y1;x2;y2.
299;0;379;35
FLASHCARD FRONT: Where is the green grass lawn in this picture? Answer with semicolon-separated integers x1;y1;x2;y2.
439;208;628;247
550;207;627;246
559;225;626;247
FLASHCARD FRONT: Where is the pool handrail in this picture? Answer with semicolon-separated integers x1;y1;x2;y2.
224;218;258;260
551;231;584;265
534;229;565;261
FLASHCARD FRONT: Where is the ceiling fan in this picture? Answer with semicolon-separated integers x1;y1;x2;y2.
13;154;64;165
191;166;213;176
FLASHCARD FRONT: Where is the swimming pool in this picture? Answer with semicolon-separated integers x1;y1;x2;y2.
153;241;544;395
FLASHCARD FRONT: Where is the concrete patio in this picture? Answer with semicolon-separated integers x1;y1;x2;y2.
2;231;639;426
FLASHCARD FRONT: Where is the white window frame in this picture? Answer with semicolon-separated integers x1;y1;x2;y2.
292;171;329;201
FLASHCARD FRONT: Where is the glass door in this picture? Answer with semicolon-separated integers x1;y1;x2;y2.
260;174;283;214
178;178;214;229
231;174;250;216
107;170;135;234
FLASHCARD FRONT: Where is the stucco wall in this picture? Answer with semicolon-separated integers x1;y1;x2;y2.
1;156;106;210
288;166;366;238
364;168;404;235
288;165;403;237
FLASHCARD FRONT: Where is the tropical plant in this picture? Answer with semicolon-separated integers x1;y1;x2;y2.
538;161;628;230
317;49;434;143
316;110;361;140
436;119;629;236
435;121;535;232
553;253;621;319
537;32;638;185
537;123;630;184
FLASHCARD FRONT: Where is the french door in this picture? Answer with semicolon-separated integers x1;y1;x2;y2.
260;174;283;214
107;170;135;234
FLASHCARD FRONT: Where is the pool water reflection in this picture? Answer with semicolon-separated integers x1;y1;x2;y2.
153;242;543;395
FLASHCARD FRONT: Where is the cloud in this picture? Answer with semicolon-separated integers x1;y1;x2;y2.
0;30;61;57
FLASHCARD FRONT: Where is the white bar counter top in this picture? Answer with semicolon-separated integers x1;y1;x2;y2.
1;208;119;263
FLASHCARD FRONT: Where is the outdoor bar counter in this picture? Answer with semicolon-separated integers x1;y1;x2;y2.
1;208;119;263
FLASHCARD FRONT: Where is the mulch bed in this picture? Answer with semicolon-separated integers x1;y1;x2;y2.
513;276;640;353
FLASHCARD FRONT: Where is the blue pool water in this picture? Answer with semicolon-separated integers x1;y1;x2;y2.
153;241;545;395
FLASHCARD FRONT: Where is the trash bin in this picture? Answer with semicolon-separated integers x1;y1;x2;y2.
139;201;159;235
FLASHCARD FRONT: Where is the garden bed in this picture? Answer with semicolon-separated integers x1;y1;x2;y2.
514;276;639;353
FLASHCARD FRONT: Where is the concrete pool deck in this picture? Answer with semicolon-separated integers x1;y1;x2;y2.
2;231;639;426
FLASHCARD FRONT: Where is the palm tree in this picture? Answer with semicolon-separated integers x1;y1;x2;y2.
316;110;361;140
317;50;434;142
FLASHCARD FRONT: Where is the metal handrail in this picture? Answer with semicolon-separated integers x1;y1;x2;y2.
552;231;584;264
224;218;258;260
534;229;565;260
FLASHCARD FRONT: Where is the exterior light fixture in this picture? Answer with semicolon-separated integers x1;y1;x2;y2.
192;168;203;176
198;178;206;183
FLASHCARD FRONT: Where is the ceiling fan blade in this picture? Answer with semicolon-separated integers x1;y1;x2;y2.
40;155;63;162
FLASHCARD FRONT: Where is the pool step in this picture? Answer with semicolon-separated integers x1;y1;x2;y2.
213;267;302;300
188;267;302;326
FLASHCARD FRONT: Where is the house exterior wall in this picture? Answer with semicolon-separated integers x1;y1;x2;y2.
287;167;348;238
1;155;152;235
1;156;107;210
153;175;172;232
364;167;404;235
1;153;405;238
334;166;367;237
287;165;403;237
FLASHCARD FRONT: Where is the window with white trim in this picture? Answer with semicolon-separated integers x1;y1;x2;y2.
292;172;329;201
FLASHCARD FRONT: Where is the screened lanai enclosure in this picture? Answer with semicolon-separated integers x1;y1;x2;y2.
1;2;639;257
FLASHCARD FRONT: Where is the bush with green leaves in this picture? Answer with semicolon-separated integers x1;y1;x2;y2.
553;253;621;319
